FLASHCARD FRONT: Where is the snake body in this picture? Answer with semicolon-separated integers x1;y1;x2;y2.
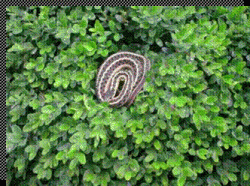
96;51;151;107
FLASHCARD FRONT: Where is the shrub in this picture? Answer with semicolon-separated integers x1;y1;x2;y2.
6;6;250;186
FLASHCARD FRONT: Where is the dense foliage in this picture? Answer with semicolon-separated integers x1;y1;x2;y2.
6;6;250;186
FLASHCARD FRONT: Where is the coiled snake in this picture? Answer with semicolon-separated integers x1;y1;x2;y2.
96;51;151;107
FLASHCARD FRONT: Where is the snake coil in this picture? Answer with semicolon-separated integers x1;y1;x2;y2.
96;51;151;107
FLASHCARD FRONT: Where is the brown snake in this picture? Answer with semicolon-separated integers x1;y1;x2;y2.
96;51;151;107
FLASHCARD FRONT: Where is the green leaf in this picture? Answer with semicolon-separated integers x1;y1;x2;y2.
159;66;168;76
125;171;132;181
14;156;25;171
72;24;80;33
39;139;51;155
76;152;86;164
36;62;45;71
183;167;194;177
145;154;154;162
210;105;220;112
177;175;186;186
100;49;109;57
109;20;116;30
197;148;208;160
112;149;119;158
212;116;226;127
156;38;163;47
172;166;182;176
206;96;218;105
138;102;149;114
114;33;120;41
129;159;140;172
91;20;104;34
193;83;207;93
154;140;162;150
80;18;88;28
25;60;37;70
56;151;66;160
167;155;184;167
41;105;56;114
176;96;188;107
243;170;249;180
157;120;167;130
69;158;78;170
83;170;95;181
150;6;164;15
58;123;70;131
235;61;246;74
44;63;59;75
8;42;34;52
227;172;237;182
222;75;234;85
25;145;37;160
73;110;84;120
54;74;63;87
83;41;97;52
29;99;41;110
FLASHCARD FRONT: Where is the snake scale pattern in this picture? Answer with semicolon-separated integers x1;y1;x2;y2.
96;51;151;107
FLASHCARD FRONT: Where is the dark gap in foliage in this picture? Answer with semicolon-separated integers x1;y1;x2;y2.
186;153;196;162
26;106;35;115
218;113;229;119
115;79;125;98
35;7;40;17
149;43;162;53
118;30;144;50
242;82;250;92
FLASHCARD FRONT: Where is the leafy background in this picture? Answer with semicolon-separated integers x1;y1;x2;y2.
6;6;250;186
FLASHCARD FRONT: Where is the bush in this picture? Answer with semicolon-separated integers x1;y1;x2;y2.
6;6;250;186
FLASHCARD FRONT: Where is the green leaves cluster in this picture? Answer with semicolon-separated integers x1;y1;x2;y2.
7;6;250;186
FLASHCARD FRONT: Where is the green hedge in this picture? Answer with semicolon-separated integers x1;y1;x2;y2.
6;6;250;186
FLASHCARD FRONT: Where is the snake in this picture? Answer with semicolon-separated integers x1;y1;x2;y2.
96;51;151;107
